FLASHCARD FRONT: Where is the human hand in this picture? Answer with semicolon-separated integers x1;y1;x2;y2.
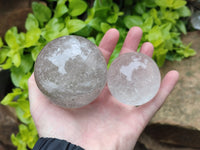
28;27;179;150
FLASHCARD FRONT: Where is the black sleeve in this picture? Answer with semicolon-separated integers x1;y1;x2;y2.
33;138;85;150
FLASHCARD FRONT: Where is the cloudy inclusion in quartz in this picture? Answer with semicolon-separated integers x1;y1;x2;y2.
34;35;107;108
107;52;161;106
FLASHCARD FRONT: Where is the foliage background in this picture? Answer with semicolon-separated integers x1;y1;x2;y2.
0;0;196;149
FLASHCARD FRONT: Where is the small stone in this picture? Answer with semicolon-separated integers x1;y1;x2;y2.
34;35;107;108
107;52;161;106
191;11;200;30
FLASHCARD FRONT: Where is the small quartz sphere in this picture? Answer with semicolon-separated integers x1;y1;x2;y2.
34;35;107;108
107;52;161;106
191;11;200;30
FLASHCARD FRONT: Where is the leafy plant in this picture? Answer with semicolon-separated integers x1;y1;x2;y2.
0;0;196;149
121;0;196;66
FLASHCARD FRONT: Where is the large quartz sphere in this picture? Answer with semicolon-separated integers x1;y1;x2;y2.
107;52;161;106
34;35;107;108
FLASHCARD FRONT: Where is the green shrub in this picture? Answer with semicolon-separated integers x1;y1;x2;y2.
0;0;196;149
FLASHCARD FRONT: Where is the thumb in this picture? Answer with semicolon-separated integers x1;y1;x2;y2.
137;70;179;126
28;73;51;113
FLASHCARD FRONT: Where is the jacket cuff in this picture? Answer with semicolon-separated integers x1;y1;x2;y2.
33;137;85;150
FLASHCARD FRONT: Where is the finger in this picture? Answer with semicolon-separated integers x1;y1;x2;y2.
120;26;142;55
99;28;119;63
137;70;179;125
28;73;51;112
140;42;154;58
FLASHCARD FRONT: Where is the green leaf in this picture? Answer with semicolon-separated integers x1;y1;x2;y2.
23;110;31;122
27;124;38;149
93;0;112;17
144;0;156;8
113;3;119;12
108;42;123;67
58;28;69;37
0;37;3;47
177;6;191;17
155;0;170;7
69;0;87;17
18;99;31;118
42;18;65;41
19;124;28;135
155;0;186;9
94;0;112;7
93;0;113;17
55;5;68;18
32;2;52;26
155;0;174;8
0;48;9;63
124;15;143;29
141;17;153;32
160;23;172;40
7;49;15;58
25;28;41;47
67;19;86;34
23;121;38;149
146;26;164;47
106;3;121;24
153;47;168;67
5;27;19;49
5;54;33;82
107;14;118;24
12;120;38;149
162;11;179;24
1;88;22;105
177;44;196;57
177;48;196;57
150;8;161;25
25;14;39;31
95;33;104;46
18;33;26;46
11;66;25;87
94;0;112;11
124;0;133;6
85;8;95;24
11;134;18;146
16;100;31;124
87;37;96;44
176;20;186;34
135;2;146;15
164;39;173;50
20;54;34;73
89;17;102;31
75;25;93;37
118;27;127;42
57;0;67;5
46;17;65;31
172;0;186;9
166;44;196;61
100;22;111;33
54;0;68;18
19;72;31;89
31;45;43;61
13;53;21;67
11;133;27;150
0;58;12;69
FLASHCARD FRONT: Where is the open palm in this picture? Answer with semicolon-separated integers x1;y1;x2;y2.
28;27;179;150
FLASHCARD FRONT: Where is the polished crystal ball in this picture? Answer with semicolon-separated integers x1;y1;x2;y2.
34;35;107;108
191;11;200;30
107;52;161;106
